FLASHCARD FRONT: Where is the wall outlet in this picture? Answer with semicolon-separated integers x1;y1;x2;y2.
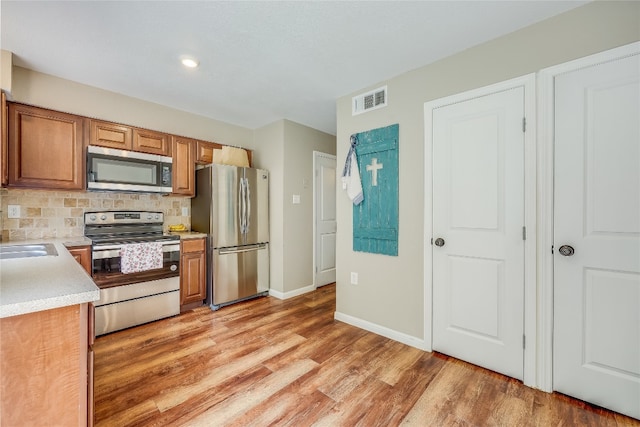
292;194;301;204
7;205;20;219
350;272;358;285
182;207;189;216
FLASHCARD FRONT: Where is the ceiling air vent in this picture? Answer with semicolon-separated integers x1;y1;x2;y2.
352;86;387;116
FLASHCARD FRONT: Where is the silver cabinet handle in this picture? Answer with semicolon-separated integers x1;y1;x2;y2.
434;238;445;247
559;245;575;256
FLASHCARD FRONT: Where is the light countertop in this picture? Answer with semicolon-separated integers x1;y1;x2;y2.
0;238;100;319
167;231;207;240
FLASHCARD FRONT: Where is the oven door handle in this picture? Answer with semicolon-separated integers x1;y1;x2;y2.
92;243;180;260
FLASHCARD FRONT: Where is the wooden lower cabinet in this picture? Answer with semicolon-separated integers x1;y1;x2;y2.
68;245;92;274
0;303;94;426
180;238;206;309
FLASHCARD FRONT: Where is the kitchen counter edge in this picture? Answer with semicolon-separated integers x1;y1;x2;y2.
0;238;100;319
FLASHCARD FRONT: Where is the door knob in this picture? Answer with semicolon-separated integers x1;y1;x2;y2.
434;238;445;247
558;245;575;256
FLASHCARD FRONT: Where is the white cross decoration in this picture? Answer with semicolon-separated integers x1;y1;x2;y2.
366;158;383;187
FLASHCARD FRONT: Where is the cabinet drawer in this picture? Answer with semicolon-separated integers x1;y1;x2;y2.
181;238;205;253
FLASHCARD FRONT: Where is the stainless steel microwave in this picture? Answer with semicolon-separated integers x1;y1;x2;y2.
87;146;173;193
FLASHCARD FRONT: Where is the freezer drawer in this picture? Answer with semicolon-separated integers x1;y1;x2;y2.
210;243;269;308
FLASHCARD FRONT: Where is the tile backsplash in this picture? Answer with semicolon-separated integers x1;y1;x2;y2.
0;188;191;242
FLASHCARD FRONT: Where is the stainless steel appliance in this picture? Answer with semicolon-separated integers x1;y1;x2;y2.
84;211;180;335
87;146;173;193
192;164;269;310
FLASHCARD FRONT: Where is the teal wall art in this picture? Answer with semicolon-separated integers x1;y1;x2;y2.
352;123;399;256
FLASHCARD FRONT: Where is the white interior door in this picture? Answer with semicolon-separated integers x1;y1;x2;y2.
314;152;337;287
432;87;525;380
553;53;640;420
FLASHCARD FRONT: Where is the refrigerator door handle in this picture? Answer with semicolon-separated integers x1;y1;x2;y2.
245;178;251;233
238;177;245;234
219;243;267;255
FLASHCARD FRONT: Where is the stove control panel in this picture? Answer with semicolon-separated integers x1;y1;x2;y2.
84;211;164;225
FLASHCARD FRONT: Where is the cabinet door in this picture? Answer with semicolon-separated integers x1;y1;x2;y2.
180;238;206;305
1;92;8;186
0;304;89;426
196;140;220;164
133;128;170;156
68;245;92;275
8;103;85;190
172;136;195;196
89;119;132;150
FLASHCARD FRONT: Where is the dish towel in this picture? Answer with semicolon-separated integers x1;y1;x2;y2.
341;135;364;205
120;242;163;274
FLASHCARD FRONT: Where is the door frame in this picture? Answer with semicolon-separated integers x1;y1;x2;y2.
312;150;337;288
537;41;640;393
424;73;537;387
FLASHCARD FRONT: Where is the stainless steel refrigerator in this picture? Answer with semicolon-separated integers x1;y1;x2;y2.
191;164;269;310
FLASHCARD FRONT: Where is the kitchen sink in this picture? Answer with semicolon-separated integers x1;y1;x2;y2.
0;243;58;260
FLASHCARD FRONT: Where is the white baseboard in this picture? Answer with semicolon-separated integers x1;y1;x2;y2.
268;284;316;300
334;311;429;351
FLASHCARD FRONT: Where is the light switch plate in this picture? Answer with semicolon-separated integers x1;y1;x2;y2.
8;205;20;219
182;207;189;216
292;194;301;204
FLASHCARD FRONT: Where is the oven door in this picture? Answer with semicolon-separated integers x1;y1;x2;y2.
92;241;180;288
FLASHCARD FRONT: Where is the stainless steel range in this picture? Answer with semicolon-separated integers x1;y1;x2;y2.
85;211;180;335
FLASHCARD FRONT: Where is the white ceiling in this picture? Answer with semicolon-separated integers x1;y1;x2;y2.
1;1;588;135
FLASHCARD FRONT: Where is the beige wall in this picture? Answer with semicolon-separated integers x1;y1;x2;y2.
10;67;253;146
252;121;285;292
252;119;336;294
0;50;12;93
282;120;336;292
335;1;640;340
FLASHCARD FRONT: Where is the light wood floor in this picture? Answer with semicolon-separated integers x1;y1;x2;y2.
94;284;639;426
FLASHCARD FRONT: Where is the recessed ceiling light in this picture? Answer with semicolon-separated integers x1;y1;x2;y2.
181;57;199;68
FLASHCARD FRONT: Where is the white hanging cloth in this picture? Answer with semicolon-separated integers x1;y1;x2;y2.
341;135;363;205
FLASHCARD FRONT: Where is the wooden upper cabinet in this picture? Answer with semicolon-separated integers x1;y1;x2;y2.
90;119;170;156
133;128;171;156
172;136;195;196
1;92;8;186
195;140;252;167
8;103;85;190
195;140;218;164
89;119;132;150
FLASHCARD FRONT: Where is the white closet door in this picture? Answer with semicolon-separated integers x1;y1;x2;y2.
432;87;525;380
553;53;640;420
315;153;337;287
